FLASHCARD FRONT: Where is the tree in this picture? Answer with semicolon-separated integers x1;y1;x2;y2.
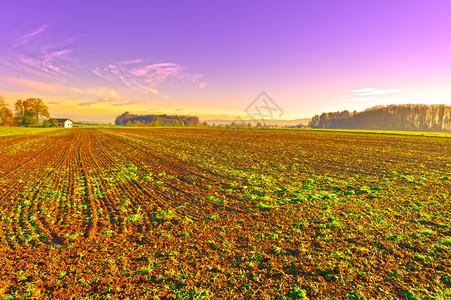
22;112;38;127
26;98;49;121
114;112;201;127
0;96;14;126
310;104;451;131
15;98;49;124
42;120;51;128
0;107;14;126
15;100;28;118
50;118;59;127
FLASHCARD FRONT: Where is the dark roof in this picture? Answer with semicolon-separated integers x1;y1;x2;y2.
52;118;73;122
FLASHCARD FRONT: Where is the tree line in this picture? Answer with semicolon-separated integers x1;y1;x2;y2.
0;96;55;127
0;96;14;126
310;104;451;131
115;112;201;127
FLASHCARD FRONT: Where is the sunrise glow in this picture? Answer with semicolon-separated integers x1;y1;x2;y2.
1;1;450;123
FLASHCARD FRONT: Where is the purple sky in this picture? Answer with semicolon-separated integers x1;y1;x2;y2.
1;0;451;122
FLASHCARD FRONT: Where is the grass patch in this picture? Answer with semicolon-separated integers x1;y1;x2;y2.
0;127;59;136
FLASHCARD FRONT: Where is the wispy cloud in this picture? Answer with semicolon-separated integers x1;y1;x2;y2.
79;98;145;107
113;100;144;106
14;49;72;75
13;25;48;48
7;78;121;100
329;87;402;103
1;25;76;76
340;87;402;102
78;98;117;106
351;87;401;96
68;86;120;98
93;60;207;95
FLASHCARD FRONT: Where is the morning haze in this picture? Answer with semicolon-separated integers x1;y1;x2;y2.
0;1;450;299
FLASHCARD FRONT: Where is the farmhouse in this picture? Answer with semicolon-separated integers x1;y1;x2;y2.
53;118;73;128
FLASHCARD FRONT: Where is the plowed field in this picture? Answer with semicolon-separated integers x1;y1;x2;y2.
0;128;450;299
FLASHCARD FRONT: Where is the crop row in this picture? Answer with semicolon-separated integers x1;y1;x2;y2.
0;128;449;299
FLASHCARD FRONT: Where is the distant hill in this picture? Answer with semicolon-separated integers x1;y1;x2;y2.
201;118;310;127
311;104;451;131
73;121;107;125
115;112;200;126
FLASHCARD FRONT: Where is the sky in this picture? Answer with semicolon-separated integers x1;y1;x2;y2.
1;0;451;123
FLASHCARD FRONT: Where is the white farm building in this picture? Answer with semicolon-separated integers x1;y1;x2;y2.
54;118;73;128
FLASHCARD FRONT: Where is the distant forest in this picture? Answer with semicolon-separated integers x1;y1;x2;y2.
115;112;201;127
310;104;451;131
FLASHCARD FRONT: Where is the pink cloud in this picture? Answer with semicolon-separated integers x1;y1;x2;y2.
13;25;48;48
93;60;207;95
351;88;401;96
112;100;144;106
79;98;117;106
1;25;75;77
